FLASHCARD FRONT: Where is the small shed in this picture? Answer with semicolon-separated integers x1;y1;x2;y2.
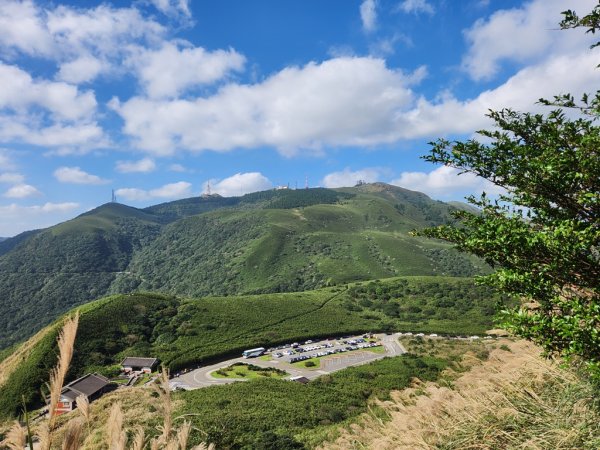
55;373;111;415
121;357;159;374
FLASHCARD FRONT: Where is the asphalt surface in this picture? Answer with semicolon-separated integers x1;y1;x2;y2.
170;333;406;390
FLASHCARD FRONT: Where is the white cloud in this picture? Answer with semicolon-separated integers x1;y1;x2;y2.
113;57;419;156
206;172;272;197
0;61;105;152
322;168;382;188
116;181;192;201
114;47;600;157
128;42;246;98
57;56;105;84
0;1;165;82
0;0;54;57
360;0;377;32
115;158;156;173
462;0;594;81
0;202;80;236
0;172;24;184
0;62;97;121
54;166;109;185
4;183;41;198
146;0;191;19
397;0;434;15
391;166;498;198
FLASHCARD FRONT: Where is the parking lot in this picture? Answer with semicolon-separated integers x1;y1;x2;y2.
268;335;383;364
170;333;406;390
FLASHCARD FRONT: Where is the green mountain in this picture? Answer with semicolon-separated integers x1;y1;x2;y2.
0;183;486;349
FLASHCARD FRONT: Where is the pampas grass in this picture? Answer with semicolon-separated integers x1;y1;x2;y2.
107;402;125;450
130;426;146;450
61;419;84;450
176;421;191;450
153;367;173;445
38;311;80;450
1;420;27;450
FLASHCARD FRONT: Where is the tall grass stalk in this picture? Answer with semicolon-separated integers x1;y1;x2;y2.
107;402;125;450
40;312;79;450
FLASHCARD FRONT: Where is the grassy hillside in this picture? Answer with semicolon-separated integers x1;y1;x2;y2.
116;184;487;297
0;183;488;350
0;276;507;420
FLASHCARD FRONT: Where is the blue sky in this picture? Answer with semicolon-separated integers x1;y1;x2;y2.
0;0;597;236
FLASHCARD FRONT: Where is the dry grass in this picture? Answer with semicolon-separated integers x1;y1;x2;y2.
0;420;27;450
319;339;600;450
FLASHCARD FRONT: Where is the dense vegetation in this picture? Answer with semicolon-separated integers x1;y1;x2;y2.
178;354;447;449
0;183;487;350
0;276;505;420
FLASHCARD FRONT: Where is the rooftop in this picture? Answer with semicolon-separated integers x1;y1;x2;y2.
121;356;159;368
61;373;110;401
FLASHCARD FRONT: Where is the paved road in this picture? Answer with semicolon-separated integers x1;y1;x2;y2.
171;333;406;390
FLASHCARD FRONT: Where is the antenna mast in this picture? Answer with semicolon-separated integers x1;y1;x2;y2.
111;189;117;203
206;180;211;196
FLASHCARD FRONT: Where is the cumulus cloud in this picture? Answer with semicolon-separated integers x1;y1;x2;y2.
0;62;96;121
0;202;81;236
114;48;599;157
116;181;192;201
113;57;419;156
4;183;41;198
0;1;165;80
128;42;245;98
391;166;499;198
57;56;105;84
0;0;54;57
462;0;594;81
322;168;382;188
206;172;272;197
115;158;156;173
0;62;105;152
397;0;434;15
54;166;110;185
360;0;377;32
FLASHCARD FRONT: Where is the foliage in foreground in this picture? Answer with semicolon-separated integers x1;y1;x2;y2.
417;5;600;380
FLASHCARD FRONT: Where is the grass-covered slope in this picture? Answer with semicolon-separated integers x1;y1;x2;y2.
0;276;506;420
117;184;487;297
